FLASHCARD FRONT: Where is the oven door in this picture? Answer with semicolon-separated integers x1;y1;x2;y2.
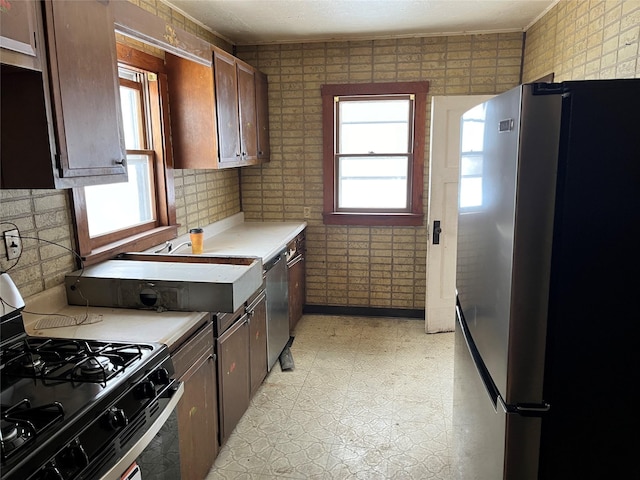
99;383;184;480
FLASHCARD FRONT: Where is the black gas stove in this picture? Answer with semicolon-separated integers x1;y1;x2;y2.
0;308;181;480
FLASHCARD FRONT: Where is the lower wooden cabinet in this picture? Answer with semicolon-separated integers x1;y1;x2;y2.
172;321;218;480
215;288;268;445
216;312;250;445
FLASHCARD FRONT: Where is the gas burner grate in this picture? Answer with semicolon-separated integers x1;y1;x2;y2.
2;339;152;386
0;399;64;461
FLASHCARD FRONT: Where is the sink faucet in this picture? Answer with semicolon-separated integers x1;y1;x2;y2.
153;241;172;253
170;241;192;254
153;241;192;254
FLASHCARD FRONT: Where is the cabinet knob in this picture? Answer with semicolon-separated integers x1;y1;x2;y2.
115;158;126;166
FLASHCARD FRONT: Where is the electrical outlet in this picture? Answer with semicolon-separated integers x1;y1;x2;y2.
303;207;311;218
3;229;21;260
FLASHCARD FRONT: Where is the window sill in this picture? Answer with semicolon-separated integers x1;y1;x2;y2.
323;212;424;227
81;225;179;267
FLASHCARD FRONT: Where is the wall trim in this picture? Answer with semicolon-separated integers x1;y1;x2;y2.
303;305;425;319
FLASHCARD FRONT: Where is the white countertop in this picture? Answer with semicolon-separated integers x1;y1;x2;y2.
161;213;306;262
22;285;208;349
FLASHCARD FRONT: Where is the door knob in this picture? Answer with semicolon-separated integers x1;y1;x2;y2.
433;220;442;245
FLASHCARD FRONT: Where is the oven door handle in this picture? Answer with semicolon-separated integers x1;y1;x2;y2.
98;382;184;480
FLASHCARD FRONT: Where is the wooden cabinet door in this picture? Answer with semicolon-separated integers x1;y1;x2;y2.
44;0;127;184
166;53;218;169
213;49;241;166
237;62;258;164
0;0;40;70
172;322;218;480
216;314;250;444
247;291;268;397
255;71;270;162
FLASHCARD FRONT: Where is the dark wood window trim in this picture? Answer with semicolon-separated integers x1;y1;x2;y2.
72;44;177;266
321;81;428;226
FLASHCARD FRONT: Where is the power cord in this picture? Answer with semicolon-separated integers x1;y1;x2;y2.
0;222;93;329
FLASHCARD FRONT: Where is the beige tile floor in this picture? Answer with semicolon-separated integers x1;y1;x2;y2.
206;314;454;479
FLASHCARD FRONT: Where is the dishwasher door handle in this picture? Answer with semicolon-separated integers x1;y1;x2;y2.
265;253;283;271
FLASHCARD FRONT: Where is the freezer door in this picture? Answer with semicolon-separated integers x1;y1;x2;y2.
452;306;505;480
456;84;561;404
453;305;542;480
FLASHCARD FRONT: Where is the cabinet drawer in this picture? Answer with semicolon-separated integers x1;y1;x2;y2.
172;322;214;380
215;304;245;337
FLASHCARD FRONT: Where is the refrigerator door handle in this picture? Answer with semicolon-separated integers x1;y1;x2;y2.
456;303;501;411
497;395;551;417
457;302;552;418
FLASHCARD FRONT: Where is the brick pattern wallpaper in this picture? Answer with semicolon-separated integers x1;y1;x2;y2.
523;0;640;81
173;169;241;236
236;34;524;310
0;190;76;297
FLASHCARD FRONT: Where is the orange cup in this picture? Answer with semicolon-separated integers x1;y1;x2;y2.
189;228;204;254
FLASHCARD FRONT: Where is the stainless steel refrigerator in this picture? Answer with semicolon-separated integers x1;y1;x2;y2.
453;79;640;479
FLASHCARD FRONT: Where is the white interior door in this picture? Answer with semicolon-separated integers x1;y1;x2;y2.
425;95;494;333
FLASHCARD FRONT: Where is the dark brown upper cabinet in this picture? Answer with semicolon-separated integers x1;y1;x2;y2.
213;47;260;167
0;0;41;70
166;46;268;170
0;0;127;189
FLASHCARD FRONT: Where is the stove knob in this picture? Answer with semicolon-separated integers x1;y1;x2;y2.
136;379;156;399
38;465;63;480
151;367;170;385
103;407;128;430
59;444;89;470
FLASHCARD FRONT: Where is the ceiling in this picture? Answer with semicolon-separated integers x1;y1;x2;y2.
163;0;558;46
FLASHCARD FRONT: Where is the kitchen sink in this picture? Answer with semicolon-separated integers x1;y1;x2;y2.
65;254;263;313
116;252;258;266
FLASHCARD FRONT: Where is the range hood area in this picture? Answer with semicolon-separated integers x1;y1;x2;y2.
65;254;263;313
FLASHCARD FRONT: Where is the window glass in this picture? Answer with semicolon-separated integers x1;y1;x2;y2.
459;174;483;208
460;103;487;209
85;154;155;236
119;82;145;149
339;99;410;154
338;156;408;209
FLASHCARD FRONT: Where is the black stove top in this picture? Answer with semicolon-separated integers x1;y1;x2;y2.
0;310;172;480
1;337;153;386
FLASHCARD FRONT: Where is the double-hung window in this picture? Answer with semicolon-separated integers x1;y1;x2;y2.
322;82;428;226
72;45;177;265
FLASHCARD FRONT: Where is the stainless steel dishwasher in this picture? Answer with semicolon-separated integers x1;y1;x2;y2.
264;250;290;371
